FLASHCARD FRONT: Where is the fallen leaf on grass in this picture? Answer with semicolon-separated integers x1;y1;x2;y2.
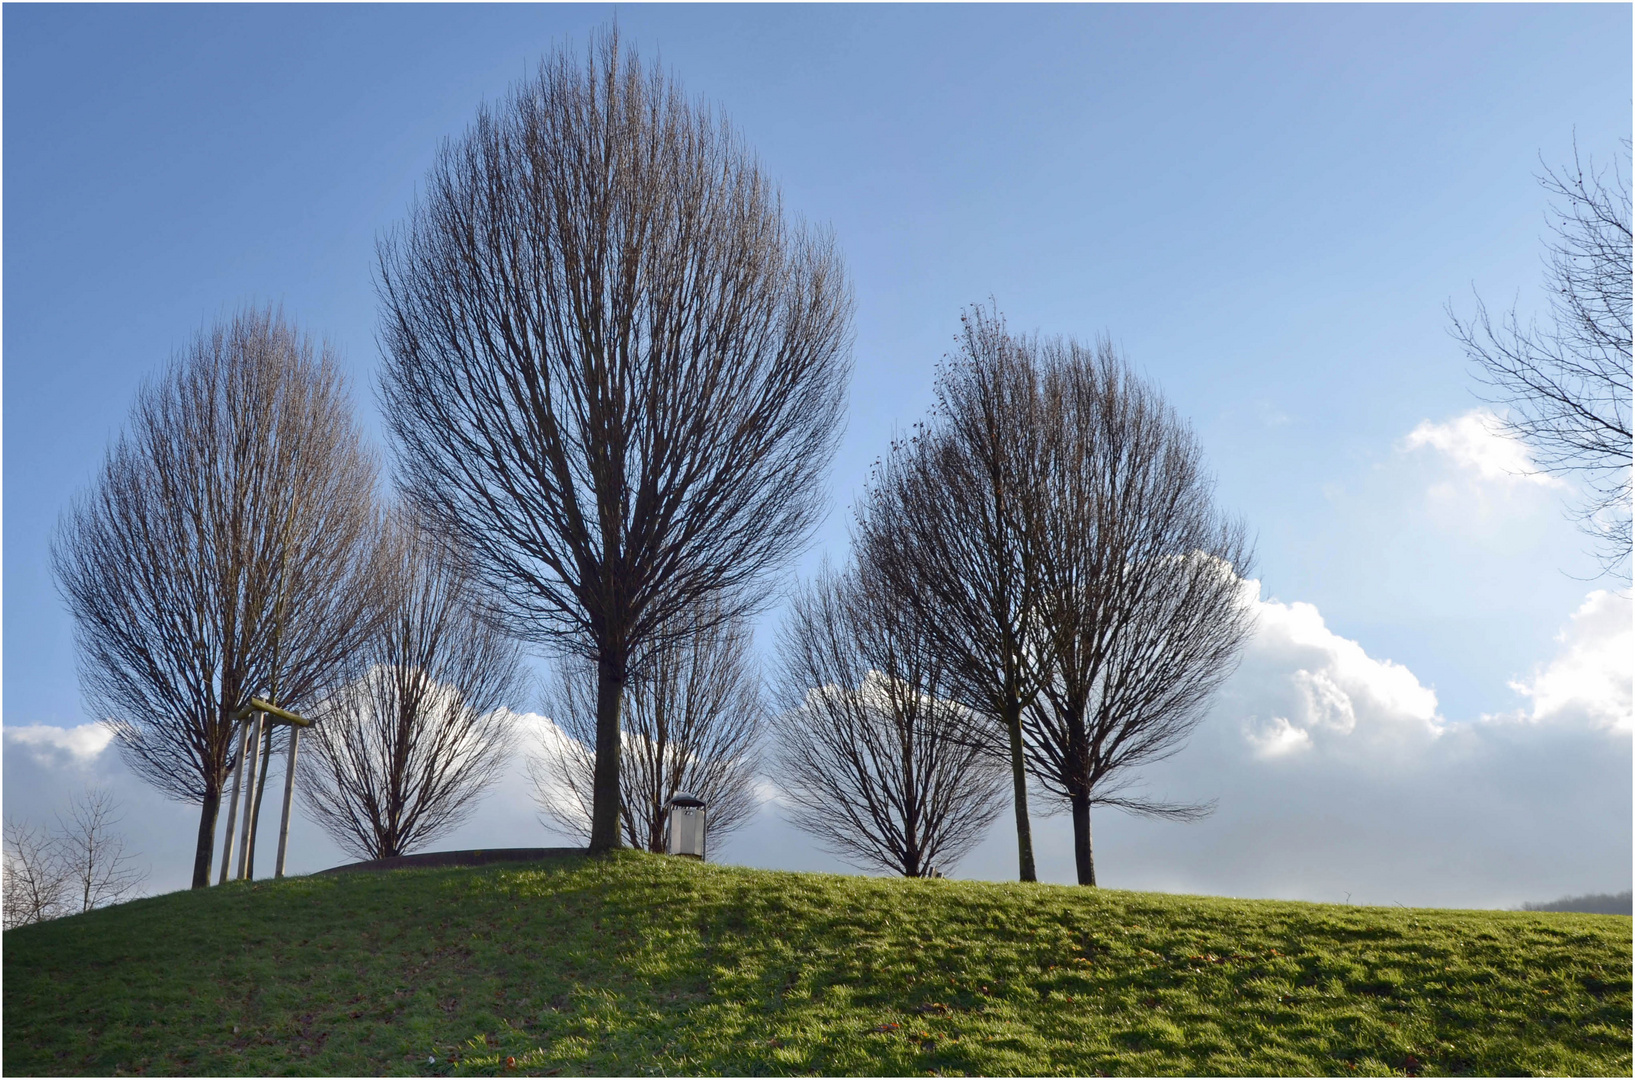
870;1022;901;1033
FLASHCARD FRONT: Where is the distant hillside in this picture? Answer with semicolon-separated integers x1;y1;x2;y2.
1522;890;1633;916
4;851;1630;1076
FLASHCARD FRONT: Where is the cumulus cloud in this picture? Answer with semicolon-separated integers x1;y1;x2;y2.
1224;582;1630;756
1509;590;1633;732
950;580;1630;908
1403;408;1563;488
1228;590;1442;761
5;722;116;767
509;708;576;757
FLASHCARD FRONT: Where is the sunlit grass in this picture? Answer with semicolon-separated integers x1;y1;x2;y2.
4;850;1629;1076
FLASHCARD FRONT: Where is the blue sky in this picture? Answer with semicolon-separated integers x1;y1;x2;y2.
4;4;1630;905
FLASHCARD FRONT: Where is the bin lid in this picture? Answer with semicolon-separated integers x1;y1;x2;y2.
669;793;705;809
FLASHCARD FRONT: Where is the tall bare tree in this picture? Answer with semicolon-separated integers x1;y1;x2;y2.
52;308;381;887
531;602;766;854
774;564;1006;878
1025;338;1256;886
1450;138;1632;576
299;517;523;862
376;30;852;854
854;307;1049;882
57;788;148;914
2;820;70;929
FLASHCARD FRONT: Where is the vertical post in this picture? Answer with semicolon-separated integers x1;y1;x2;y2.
236;710;264;880
218;715;250;885
245;722;273;877
274;726;300;878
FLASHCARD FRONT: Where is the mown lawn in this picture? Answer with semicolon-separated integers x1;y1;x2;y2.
3;850;1629;1076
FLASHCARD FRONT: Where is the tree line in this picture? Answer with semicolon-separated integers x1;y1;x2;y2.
34;29;1624;899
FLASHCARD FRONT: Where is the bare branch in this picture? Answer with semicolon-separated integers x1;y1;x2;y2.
57;787;148;914
3;820;71;929
377;28;852;852
1022;336;1256;886
299;514;524;861
772;564;1007;878
1449;136;1633;577
852;305;1050;881
855;315;1251;886
52;307;382;887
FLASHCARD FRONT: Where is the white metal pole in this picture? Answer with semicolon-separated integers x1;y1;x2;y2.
236;710;264;880
218;715;250;885
274;727;300;878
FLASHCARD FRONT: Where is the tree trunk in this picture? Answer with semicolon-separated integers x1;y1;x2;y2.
648;792;665;853
588;654;626;854
1004;700;1037;882
1071;791;1096;886
191;785;220;889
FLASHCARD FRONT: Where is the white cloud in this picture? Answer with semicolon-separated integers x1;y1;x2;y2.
951;582;1630;908
1509;589;1633;733
1403;408;1563;488
5;722;116;766
509;709;576;756
1225;582;1631;756
752;775;789;807
1243;714;1312;756
1227;590;1443;760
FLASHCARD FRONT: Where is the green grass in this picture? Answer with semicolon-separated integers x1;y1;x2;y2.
4;851;1629;1076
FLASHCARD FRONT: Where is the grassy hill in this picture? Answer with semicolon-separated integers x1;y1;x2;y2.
4;851;1629;1076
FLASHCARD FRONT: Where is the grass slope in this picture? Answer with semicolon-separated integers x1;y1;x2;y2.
4;851;1630;1077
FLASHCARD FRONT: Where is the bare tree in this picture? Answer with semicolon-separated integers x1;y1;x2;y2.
531;602;766;854
2;820;70;929
299;516;524;861
52;308;382;887
1450;137;1632;576
376;30;852;853
1024;338;1256;886
774;564;1006;878
57;788;148;914
853;307;1049;882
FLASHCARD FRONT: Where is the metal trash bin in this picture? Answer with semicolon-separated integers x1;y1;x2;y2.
665;793;706;860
